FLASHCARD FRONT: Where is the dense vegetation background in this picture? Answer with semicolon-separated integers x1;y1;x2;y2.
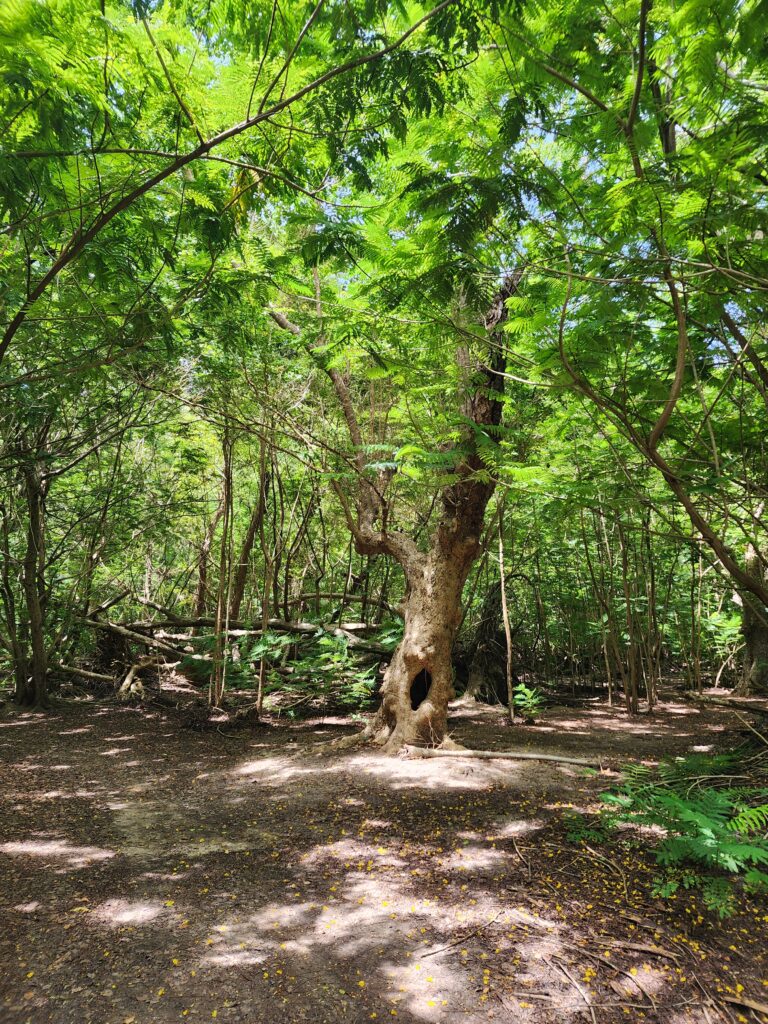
1;0;767;720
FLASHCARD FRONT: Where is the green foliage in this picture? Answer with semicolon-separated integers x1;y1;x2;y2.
1;0;765;727
564;812;611;845
300;635;379;708
513;682;546;722
600;754;768;916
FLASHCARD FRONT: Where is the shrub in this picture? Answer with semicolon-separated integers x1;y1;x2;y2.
513;681;546;721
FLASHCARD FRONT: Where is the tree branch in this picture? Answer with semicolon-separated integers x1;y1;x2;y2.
0;0;458;367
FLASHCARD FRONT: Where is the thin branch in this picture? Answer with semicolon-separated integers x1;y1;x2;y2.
142;18;205;144
626;0;650;132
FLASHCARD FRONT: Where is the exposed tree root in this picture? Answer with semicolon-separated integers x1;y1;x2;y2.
300;729;602;766
722;994;768;1017
403;745;603;768
329;731;369;750
305;727;373;755
435;734;465;750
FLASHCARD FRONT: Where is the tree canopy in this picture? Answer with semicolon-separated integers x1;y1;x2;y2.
1;0;767;719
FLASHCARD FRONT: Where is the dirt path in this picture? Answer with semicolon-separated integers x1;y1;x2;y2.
1;697;766;1024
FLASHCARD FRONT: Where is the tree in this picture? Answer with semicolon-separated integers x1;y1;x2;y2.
2;0;766;721
271;267;520;748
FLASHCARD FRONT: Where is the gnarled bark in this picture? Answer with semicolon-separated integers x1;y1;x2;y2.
272;271;521;752
372;542;475;750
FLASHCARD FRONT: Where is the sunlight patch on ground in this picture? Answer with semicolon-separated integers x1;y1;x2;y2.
205;947;268;967
92;897;166;926
234;756;318;783
233;748;540;797
35;788;98;801
443;845;511;873
0;714;47;729
496;817;547;838
348;753;521;792
527;724;590;737
0;838;115;869
299;837;406;871
378;955;472;1020
233;883;456;961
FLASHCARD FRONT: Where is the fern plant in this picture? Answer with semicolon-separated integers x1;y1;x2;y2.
601;753;768;916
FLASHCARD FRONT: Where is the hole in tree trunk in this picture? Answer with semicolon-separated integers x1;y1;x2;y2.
410;669;432;710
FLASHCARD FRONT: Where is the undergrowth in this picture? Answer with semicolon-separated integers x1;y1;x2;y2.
568;748;768;917
178;623;400;713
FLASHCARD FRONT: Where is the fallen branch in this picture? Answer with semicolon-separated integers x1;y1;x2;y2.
87;589;130;618
286;592;399;616
115;616;389;653
600;940;680;962
404;745;602;768
721;993;768;1016
735;712;768;748
117;655;158;700
56;664;115;683
549;956;598;1024
82;618;185;657
420;910;504;958
563;942;657;1009
681;693;768;716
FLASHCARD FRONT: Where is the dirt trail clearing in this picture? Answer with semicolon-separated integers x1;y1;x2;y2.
1;698;766;1024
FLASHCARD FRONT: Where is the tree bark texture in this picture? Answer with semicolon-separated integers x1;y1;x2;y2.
16;464;49;707
736;542;768;696
362;275;521;750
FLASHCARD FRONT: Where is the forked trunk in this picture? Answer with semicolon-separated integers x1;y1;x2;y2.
371;547;469;751
360;275;519;751
271;272;521;753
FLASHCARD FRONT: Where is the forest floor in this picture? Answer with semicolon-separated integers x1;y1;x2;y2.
1;693;767;1024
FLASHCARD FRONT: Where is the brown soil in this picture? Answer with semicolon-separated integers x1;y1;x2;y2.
1;694;766;1024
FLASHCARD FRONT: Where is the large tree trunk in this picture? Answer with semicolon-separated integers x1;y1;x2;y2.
16;464;49;707
271;271;521;752
371;546;471;750
362;278;520;750
736;542;768;696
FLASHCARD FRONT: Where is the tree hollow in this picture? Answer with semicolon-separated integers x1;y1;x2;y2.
410;668;432;710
